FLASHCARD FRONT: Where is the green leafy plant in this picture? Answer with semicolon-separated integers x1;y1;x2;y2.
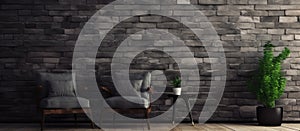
171;76;181;88
248;41;290;108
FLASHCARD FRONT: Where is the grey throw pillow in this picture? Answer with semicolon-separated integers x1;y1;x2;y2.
39;73;75;97
49;80;75;97
132;80;143;91
119;80;142;97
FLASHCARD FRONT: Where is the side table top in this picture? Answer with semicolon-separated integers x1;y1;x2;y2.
163;92;198;97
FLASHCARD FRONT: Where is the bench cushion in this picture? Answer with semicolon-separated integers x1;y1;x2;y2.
40;96;90;108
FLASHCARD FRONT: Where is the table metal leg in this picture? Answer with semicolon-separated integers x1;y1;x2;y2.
172;100;176;125
184;98;194;125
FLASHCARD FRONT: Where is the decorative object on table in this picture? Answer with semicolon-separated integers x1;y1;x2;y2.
171;76;182;95
36;72;95;131
247;41;290;126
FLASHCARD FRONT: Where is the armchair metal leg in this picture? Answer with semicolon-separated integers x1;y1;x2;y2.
91;120;95;128
99;110;103;128
145;109;150;130
87;109;95;128
112;112;116;127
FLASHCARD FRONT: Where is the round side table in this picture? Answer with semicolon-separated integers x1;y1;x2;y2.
165;92;195;125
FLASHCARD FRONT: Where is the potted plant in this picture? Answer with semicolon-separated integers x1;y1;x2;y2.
248;41;290;126
171;76;182;95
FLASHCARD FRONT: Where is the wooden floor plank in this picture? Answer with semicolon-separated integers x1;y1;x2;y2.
0;123;300;131
221;123;297;131
282;124;300;130
195;124;233;131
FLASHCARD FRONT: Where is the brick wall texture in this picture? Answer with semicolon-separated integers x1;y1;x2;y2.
1;0;300;122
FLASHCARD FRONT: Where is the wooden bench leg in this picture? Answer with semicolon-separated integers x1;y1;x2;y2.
74;114;78;127
41;111;45;131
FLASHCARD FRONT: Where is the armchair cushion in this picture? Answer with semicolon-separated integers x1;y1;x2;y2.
105;96;149;109
40;96;90;108
130;80;143;97
39;73;75;97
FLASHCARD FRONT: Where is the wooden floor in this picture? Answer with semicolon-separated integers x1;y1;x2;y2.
1;123;300;131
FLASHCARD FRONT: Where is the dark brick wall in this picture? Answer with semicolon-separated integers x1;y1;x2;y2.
1;0;300;122
0;0;114;122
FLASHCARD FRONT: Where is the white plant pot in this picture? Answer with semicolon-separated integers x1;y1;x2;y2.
173;88;182;95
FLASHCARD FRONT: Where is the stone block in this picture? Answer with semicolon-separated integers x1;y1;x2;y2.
260;16;279;22
46;5;72;10
18;10;31;16
53;16;64;22
255;22;275;28
256;34;272;40
287;29;300;34
269;11;285;16
268;0;285;4
173;11;195;16
43;58;60;63
135;23;156;28
241;47;257;52
24;29;44;34
198;0;226;4
249;0;267;4
286;70;299;75
59;0;86;4
227;0;248;4
49;11;77;16
99;10;131;16
286;10;300;16
247;29;267;34
157;22;182;28
221;35;241;40
239;106;256;118
177;0;190;4
238;16;260;23
209;16;228;22
217;6;240;16
70;16;87;22
243;11;268;16
150;10;173;16
255;5;281;10
114;5;160;10
237;23;255;29
281;5;300;10
33;16;53;22
45;28;64;34
279;17;298;23
28;52;61;58
140;16;162;23
288;92;300;98
201;10;216;16
241;34;256;40
235;5;255;10
290;0;300;4
276;99;297;105
282;35;294;40
268;29;285;34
